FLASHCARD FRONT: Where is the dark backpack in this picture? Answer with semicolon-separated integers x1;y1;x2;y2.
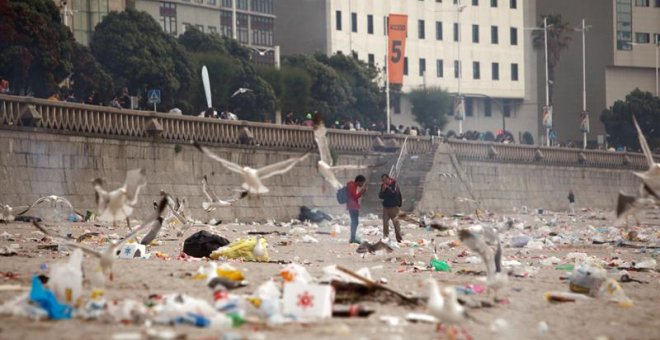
336;186;348;204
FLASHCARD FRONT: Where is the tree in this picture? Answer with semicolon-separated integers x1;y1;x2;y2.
600;89;660;151
0;0;75;97
532;14;572;104
407;87;452;130
90;9;194;110
70;43;114;102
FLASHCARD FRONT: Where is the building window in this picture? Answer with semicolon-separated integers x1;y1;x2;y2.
485;98;492;116
635;0;649;5
635;32;650;43
453;23;459;42
419;58;426;76
465;98;474;116
418;20;425;39
436;21;443;40
511;63;519;81
473;61;480;79
404;57;408;75
208;26;217;34
336;11;342;31
472;24;479;43
436;59;444;77
503;99;511;117
492;62;499;80
368;53;374;66
454;60;460;78
616;0;632;50
491;0;497;7
510;27;518;45
491;26;499;44
367;14;374;34
510;0;516;8
472;0;478;5
159;2;177;35
351;12;357;32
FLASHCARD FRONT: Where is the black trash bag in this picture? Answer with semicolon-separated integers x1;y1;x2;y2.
183;230;230;258
298;206;333;223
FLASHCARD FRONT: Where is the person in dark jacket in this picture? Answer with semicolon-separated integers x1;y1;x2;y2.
378;174;402;243
346;175;367;244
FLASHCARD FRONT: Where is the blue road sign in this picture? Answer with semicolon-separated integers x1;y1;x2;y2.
147;89;161;104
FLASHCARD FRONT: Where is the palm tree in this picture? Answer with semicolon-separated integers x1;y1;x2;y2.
532;14;572;104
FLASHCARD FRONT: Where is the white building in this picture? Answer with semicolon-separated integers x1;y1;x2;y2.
276;0;539;142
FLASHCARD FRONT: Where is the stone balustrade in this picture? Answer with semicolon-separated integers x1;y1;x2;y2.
0;93;652;169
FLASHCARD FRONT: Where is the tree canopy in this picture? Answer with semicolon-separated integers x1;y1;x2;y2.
600;89;660;151
407;87;452;130
0;0;74;97
90;9;195;110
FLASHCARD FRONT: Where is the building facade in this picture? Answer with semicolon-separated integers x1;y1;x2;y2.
535;0;659;145
276;0;539;143
135;0;277;65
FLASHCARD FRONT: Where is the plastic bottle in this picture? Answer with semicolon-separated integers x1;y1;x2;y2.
48;249;83;306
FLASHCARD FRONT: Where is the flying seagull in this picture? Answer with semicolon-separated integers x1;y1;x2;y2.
33;195;168;284
193;141;310;194
201;175;248;211
459;227;508;300
93;168;147;228
231;88;253;98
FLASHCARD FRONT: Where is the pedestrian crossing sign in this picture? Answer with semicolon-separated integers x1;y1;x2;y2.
148;89;161;104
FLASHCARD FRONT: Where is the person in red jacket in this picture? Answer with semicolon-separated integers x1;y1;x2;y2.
346;175;367;244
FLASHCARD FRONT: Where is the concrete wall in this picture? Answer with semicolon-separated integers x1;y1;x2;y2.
0;130;377;222
417;143;641;214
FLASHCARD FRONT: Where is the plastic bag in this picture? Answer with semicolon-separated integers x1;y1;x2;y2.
210;237;269;262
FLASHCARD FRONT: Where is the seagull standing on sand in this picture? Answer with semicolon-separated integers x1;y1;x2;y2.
201;175;248;211
93;168;147;228
459;227;508;300
193;141;309;194
33;196;168;284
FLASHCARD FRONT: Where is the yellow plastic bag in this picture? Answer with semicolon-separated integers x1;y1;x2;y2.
210;237;269;262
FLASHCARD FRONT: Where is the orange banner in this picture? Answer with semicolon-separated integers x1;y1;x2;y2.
388;14;408;85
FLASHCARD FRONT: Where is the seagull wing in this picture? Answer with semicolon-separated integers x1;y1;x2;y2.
32;221;102;258
633;115;656;169
193;141;244;174
257;152;310;180
202;175;219;202
124;168;147;205
459;229;496;279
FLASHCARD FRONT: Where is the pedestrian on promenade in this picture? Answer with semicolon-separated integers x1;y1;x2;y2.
346;175;367;244
379;174;403;243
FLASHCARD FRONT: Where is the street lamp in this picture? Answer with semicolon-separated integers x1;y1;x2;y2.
574;19;592;149
525;17;553;146
246;45;281;70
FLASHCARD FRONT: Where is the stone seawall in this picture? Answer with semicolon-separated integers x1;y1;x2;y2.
0;130;379;221
417;143;641;214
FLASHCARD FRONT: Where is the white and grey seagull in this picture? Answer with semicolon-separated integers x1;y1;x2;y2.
92;168;147;228
33;195;168;284
459;226;508;300
201;175;248;211
193;141;310;194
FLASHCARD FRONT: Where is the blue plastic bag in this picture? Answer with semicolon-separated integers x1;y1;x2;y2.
29;275;72;320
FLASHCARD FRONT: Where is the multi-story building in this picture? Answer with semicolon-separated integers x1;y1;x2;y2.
276;0;540;143
135;0;277;66
535;0;659;146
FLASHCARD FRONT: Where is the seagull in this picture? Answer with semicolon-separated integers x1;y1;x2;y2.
632;115;660;193
22;195;85;219
93;168;147;228
193;141;310;194
459;227;508;300
231;88;253;98
201;175;248;211
33;195;168;283
0;204;30;222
